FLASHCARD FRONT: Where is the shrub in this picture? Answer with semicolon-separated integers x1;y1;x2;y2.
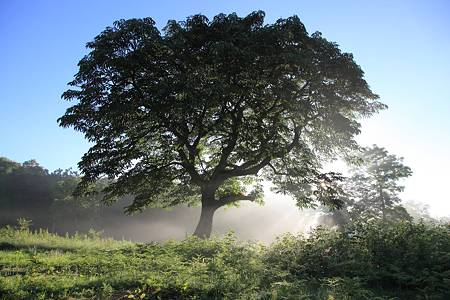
264;220;450;299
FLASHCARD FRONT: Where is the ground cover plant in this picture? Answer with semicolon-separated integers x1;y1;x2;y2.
1;220;449;299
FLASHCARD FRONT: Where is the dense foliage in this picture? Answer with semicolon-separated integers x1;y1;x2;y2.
59;11;385;237
1;220;448;299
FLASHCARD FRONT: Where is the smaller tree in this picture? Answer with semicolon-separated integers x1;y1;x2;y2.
346;145;412;222
318;146;412;228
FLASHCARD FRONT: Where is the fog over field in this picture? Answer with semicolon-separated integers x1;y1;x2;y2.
98;192;320;243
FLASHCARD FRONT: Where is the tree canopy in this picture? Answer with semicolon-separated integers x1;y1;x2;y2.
59;11;385;237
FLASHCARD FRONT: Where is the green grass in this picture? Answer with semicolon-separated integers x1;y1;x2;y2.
1;221;449;299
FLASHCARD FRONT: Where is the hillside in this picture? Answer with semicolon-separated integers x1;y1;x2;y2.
1;221;449;299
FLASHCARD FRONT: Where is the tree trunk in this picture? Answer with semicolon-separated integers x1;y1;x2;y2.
193;203;217;238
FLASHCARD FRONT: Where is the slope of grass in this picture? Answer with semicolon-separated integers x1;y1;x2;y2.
0;221;449;299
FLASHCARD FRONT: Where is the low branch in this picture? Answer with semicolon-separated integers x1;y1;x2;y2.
218;193;257;206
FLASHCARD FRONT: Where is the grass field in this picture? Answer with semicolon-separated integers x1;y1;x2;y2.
1;221;449;299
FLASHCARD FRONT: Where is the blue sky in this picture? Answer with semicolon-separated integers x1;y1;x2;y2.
1;0;449;216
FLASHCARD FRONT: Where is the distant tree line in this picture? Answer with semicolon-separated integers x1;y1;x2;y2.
0;157;103;231
0;147;446;238
0;157;176;237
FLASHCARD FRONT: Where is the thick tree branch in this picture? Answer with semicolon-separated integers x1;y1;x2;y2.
267;162;291;176
212;108;243;176
177;148;204;185
191;105;208;150
218;193;257;206
221;123;302;178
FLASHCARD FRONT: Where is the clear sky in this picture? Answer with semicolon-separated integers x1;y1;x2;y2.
1;0;449;216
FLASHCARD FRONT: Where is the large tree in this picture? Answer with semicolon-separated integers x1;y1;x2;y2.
59;11;385;237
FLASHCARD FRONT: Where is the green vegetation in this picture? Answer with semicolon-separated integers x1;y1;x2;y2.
1;220;449;299
1;11;449;300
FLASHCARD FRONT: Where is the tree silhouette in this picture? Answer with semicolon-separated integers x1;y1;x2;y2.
346;145;412;222
59;11;385;237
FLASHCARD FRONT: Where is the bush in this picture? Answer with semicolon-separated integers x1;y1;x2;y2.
264;220;450;299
